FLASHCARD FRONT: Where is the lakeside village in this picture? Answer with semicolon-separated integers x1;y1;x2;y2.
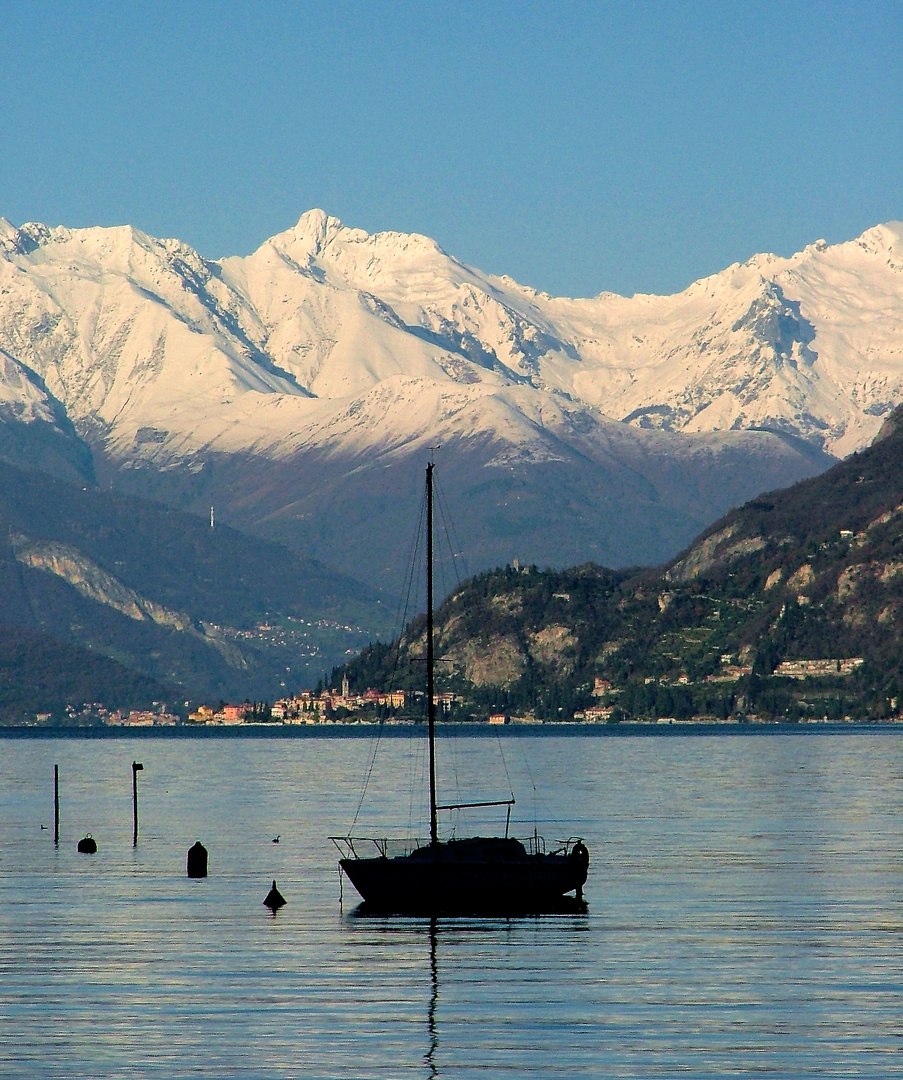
69;656;903;728
94;675;492;728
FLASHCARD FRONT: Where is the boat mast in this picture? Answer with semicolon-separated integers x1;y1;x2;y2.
426;461;438;847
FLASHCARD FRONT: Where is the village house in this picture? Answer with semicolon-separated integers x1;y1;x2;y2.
188;704;216;723
575;705;615;722
774;657;865;679
222;704;246;724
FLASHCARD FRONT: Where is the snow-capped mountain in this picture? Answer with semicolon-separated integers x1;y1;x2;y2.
0;210;899;588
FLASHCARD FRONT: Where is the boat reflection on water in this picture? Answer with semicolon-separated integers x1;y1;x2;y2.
426;917;439;1080
350;891;589;919
345;909;590;1079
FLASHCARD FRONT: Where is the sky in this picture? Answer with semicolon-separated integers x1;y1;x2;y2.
0;1;900;298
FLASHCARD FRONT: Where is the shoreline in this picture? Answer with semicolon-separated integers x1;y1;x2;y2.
2;720;903;739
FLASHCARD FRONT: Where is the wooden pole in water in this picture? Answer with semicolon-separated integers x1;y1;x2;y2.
132;761;143;845
53;764;59;845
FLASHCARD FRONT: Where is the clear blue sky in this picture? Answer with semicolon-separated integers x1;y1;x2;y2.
1;1;900;298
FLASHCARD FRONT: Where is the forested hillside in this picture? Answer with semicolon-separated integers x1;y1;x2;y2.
0;458;390;706
0;626;173;723
337;409;903;723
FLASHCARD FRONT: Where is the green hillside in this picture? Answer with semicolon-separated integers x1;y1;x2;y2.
0;459;392;708
0;625;173;724
337;410;903;724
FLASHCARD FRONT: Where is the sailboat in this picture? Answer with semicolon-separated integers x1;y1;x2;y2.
331;461;590;914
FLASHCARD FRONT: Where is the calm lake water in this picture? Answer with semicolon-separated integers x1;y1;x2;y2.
1;727;902;1079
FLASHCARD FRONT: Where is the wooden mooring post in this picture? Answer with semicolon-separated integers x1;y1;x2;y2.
132;761;144;845
53;764;59;845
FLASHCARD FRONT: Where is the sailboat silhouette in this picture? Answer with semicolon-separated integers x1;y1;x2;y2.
332;461;590;915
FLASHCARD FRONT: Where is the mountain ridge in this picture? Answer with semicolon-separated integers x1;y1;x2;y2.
1;210;901;585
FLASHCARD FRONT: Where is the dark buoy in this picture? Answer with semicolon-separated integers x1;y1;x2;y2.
187;840;208;878
263;880;286;912
77;834;97;854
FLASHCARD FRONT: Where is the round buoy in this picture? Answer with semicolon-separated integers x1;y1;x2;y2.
263;879;286;912
77;834;97;854
186;840;208;878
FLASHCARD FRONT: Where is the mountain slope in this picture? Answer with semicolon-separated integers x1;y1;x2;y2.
340;408;903;723
0;625;174;724
0;212;901;585
0;459;391;702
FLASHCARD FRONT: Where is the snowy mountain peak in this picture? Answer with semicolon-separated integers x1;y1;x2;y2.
272;208;347;259
263;209;452;284
0;210;901;469
0;220;60;256
859;220;903;246
846;221;903;268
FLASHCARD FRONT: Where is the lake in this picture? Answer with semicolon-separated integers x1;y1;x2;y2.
1;727;902;1078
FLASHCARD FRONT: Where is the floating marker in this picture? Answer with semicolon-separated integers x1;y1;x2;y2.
187;840;208;878
77;835;97;854
263;880;286;912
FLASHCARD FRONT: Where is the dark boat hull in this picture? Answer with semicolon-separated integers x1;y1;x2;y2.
340;839;589;914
